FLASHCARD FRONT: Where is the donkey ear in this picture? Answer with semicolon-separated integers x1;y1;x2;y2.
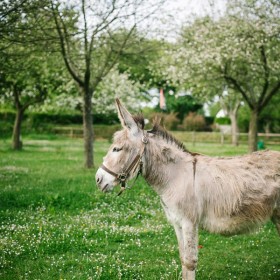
115;98;139;134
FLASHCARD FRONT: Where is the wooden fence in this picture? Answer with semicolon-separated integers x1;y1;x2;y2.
172;131;280;146
53;126;280;146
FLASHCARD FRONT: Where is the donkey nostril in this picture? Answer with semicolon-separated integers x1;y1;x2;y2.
96;176;102;184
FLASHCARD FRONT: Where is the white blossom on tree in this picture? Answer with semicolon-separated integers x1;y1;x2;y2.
93;67;142;115
158;0;280;152
38;67;142;116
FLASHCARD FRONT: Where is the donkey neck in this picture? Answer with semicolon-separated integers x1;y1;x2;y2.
142;136;193;194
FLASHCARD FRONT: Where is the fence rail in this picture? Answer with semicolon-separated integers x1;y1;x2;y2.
172;131;280;146
53;126;280;145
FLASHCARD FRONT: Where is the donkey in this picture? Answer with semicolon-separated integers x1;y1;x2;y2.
95;99;280;280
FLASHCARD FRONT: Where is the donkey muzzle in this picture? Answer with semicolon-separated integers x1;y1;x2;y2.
95;167;116;193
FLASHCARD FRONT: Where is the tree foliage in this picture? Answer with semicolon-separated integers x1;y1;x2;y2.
0;0;67;149
160;0;280;151
50;0;166;168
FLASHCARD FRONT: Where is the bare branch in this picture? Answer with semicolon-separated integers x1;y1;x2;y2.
82;0;88;55
258;45;269;107
222;63;254;109
223;74;254;109
93;24;137;88
0;0;28;21
51;2;84;87
260;80;280;111
13;85;22;110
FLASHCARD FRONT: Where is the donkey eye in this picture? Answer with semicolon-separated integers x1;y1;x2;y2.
113;147;122;152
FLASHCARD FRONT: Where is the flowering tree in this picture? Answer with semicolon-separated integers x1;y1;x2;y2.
40;67;142;116
161;0;280;152
0;50;66;149
0;0;67;149
93;67;142;115
50;0;166;168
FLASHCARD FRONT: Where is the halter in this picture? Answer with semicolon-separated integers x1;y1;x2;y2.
100;133;149;196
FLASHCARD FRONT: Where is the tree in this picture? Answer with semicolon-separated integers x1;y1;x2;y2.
161;0;280;152
0;50;65;149
218;87;241;146
0;0;68;149
0;0;53;54
117;36;167;87
223;0;280;151
50;0;165;168
0;0;29;51
164;93;203;122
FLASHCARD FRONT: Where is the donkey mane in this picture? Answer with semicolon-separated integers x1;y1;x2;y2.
148;120;188;153
132;114;145;130
132;113;188;152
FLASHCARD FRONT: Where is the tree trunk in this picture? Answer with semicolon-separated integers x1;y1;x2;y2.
248;109;259;153
82;88;94;168
229;112;239;146
12;108;24;150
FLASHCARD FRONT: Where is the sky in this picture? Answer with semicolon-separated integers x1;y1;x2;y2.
167;0;226;19
148;0;227;41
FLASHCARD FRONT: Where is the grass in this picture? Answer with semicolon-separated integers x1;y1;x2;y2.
0;136;279;279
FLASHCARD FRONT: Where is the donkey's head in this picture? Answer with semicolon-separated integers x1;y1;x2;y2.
95;99;147;193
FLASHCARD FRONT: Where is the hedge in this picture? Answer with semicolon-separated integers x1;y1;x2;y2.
215;117;231;125
0;111;119;138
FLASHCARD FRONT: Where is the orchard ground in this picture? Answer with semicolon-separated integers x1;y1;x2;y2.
0;136;279;279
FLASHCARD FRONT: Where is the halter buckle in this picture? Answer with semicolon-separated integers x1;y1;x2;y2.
118;173;127;182
142;135;149;144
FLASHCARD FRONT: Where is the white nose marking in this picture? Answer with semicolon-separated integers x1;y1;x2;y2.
95;167;116;190
95;171;103;186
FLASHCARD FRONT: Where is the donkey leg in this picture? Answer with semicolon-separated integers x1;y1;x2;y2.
272;207;280;236
181;220;198;280
173;223;187;280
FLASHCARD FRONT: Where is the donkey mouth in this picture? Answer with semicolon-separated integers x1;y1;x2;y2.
101;184;109;192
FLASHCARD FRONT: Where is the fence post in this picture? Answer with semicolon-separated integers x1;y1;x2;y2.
221;132;224;145
192;131;196;147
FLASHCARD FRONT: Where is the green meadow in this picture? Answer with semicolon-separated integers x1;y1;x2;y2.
0;136;279;279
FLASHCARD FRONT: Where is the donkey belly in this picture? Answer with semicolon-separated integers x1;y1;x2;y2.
200;176;280;235
201;215;262;235
201;205;275;236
